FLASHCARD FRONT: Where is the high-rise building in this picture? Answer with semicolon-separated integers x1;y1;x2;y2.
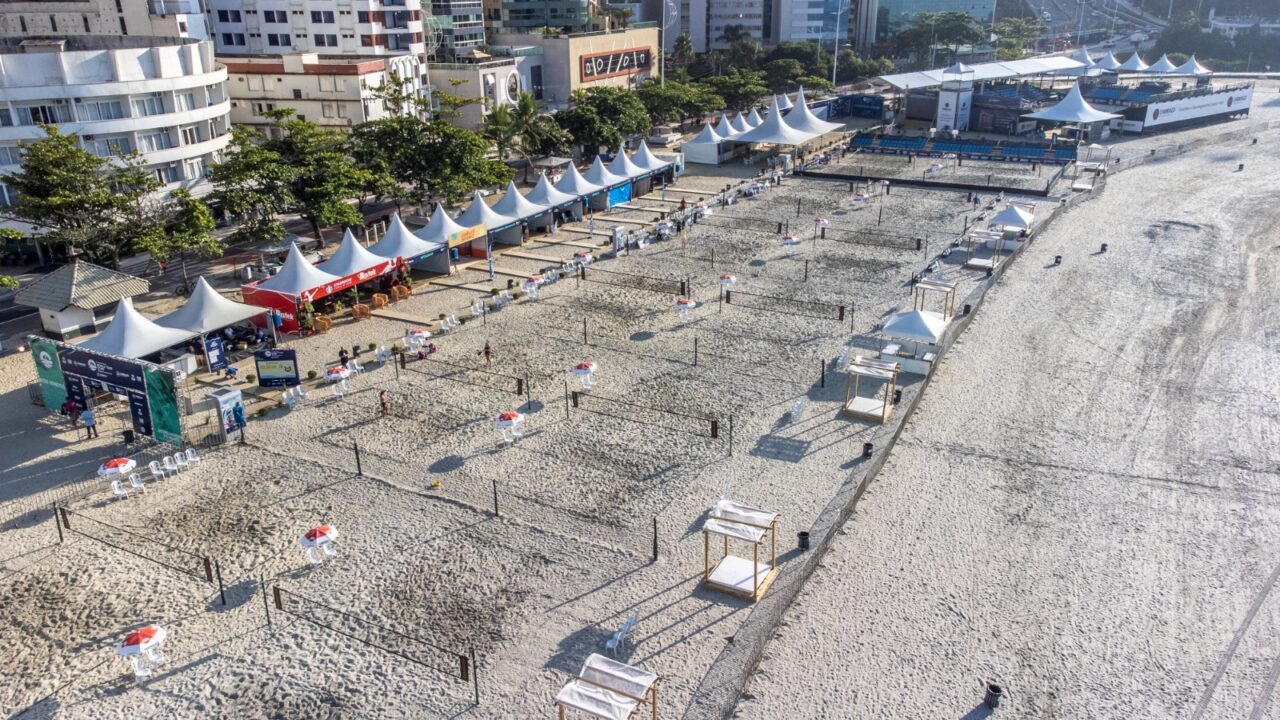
0;0;207;40
433;0;487;59
875;0;995;43
204;0;428;59
669;0;875;53
484;0;595;34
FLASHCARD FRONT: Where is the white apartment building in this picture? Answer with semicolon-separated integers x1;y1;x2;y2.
224;52;423;130
0;0;208;41
0;36;231;205
205;0;428;61
673;0;873;53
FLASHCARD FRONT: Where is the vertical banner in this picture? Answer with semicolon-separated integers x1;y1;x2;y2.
143;366;182;445
29;337;67;410
204;335;227;372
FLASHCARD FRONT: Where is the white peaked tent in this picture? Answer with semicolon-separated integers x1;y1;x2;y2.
1074;47;1096;67
882;309;947;345
456;191;518;234
746;107;764;127
584;155;626;187
1173;54;1211;75
1118;52;1149;72
555;162;603;197
491;180;549;223
714;114;739;139
1147;53;1178;73
685;122;724;145
80;298;197;359
989;204;1034;229
734;95;817;146
784;87;843;135
730;112;750;134
631;141;671;174
1095;52;1122;71
683;122;726;164
320;229;390;278
416;203;469;245
1023;83;1120;124
156;277;265;335
254;243;342;296
777;93;794;110
368;213;440;263
526;171;579;207
606;146;647;181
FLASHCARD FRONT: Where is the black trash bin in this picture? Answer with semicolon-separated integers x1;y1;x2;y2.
798;531;810;551
862;442;874;458
893;389;902;404
122;430;135;446
983;683;1004;709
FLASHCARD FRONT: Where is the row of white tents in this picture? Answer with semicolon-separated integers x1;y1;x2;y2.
684;88;845;163
1080;49;1212;76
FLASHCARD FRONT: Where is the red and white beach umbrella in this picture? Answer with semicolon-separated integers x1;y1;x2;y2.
812;218;829;226
300;525;337;548
779;235;800;247
496;411;525;428
326;366;351;381
674;297;698;311
572;361;597;376
117;625;166;657
718;274;737;286
854;192;869;201
406;328;431;341
574;252;594;264
97;458;137;477
526;275;544;285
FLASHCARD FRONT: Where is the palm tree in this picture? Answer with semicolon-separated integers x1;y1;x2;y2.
509;91;544;182
672;32;695;68
482;104;516;162
717;24;750;45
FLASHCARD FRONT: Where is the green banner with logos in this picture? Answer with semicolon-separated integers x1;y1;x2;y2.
143;365;182;445
29;337;67;411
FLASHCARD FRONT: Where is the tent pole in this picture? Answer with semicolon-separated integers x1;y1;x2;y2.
703;531;709;582
771;522;776;566
753;543;759;597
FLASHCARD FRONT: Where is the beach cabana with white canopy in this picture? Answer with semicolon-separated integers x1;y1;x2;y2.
456;190;522;245
1173;54;1211;76
79;298;197;359
1023;84;1120;124
241;243;355;333
528;171;585;222
1118;52;1149;72
682;123;728;165
842;355;900;423
989;204;1034;230
784;87;843;136
410;203;476;270
492;180;551;230
367;213;444;270
321;229;394;281
733;96;817;147
555;163;603;204
880;309;946;376
584;156;629;210
1146;53;1178;73
632;141;672;175
555;654;660;720
607;147;647;183
1095;52;1122;71
701;498;780;602
156;277;271;368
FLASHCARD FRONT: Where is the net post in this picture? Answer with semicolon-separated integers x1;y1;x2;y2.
804;260;809;283
492;479;500;517
652;516;659;562
693;337;698;367
215;560;228;606
725;289;732;305
710;419;718;439
820;358;826;388
54;506;64;543
583;317;588;345
564;379;570;418
354;441;363;476
571;391;579;408
261;577;273;630
471;648;480;705
203;556;214;583
273;585;284;611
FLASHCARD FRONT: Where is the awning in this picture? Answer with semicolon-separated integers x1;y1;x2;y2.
882;309;947;344
879;56;1087;89
746;107;764;127
155;277;265;334
776;93;794;110
846;355;899;380
729;112;750;134
714;114;739;140
702;498;779;544
1095;52;1122;71
78;298;197;359
491;180;549;221
1023;83;1120;123
683;122;725;146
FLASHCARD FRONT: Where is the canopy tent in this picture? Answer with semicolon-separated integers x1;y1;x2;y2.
79;298;197;359
776;93;794;110
527;171;580;208
684;122;724;146
631;141;671;174
156;277;265;335
555;163;603;197
989;204;1034;229
606;147;647;181
1173;54;1211;75
746;107;764;127
733;96;818;146
554;654;660;720
729;112;750;134
879;56;1087;89
1146;53;1178;73
713;114;739;140
683;122;728;165
240;243;348;334
367;213;438;266
701;498;780;602
1073;47;1096;67
1118;52;1149;72
882;308;947;344
455;191;522;246
584;156;627;188
784;87;843;135
912;277;958;319
1022;83;1121;124
320;228;395;279
416;203;474;249
492;180;550;224
1095;52;1122;71
843;355;900;423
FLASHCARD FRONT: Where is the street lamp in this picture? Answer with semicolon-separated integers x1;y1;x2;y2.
831;0;847;85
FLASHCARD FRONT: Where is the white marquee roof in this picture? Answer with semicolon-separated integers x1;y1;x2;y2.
880;56;1087;89
526;171;579;206
555;163;603;196
1118;52;1149;72
1095;51;1122;70
631;141;670;173
730;112;750;133
584;155;626;187
776;93;794;110
1173;54;1212;75
154;277;263;335
320;229;389;278
1023;83;1120;124
416;203;468;246
368;213;440;261
784;87;843;135
714;114;739;140
455;190;517;230
685;122;725;146
253;242;342;296
80;298;197;359
882;309;947;344
989;205;1035;229
491;180;549;220
734;95;817;146
606;146;647;181
1147;53;1178;73
746;107;763;127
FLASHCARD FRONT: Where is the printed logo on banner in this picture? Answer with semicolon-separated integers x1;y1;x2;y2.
255;348;300;387
205;335;227;372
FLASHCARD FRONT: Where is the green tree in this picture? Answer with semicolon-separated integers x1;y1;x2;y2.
717;24;751;45
726;40;762;70
137;188;221;282
764;58;806;92
262;108;368;240
894;12;982;64
698;69;769;111
672;33;696;69
209;126;294;244
0;274;17;290
636;80;725;125
554;86;650;157
604;5;632;28
421;121;512;201
483;104;518;161
764;41;831;78
350;115;431;208
0;126;164;266
511;93;571;178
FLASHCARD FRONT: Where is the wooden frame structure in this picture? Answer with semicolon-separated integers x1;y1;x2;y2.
963;228;1006;271
555;653;661;720
842;355;900;423
701;499;780;602
912;278;958;319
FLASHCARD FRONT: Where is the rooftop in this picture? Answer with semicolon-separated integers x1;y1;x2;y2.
0;35;202;54
14;260;151;312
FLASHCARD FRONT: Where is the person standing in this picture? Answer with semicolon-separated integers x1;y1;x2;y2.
80;406;98;439
338;347;350;367
479;340;494;369
231;402;245;430
379;391;391;416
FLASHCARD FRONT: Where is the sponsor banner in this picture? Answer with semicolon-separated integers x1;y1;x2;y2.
128;389;153;439
1143;86;1253;128
323;259;396;294
29;337;67;410
204;335;227;372
580;47;652;82
607;183;632;207
58;346;146;394
143;366;182;444
254;348;300;388
448;224;487;248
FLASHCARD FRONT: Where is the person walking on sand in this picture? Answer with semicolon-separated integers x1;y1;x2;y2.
379;390;391;416
80;406;98;439
478;340;494;369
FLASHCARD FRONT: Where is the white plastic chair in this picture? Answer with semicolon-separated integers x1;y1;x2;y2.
129;473;146;494
331;383;344;399
305;546;324;566
128;655;152;683
606;615;639;656
111;479;129;501
173;453;189;472
346;359;361;375
510;425;524;442
351;358;365;374
523;283;540;300
791;398;807;420
470;302;484;318
162;456;179;476
184;447;200;466
322;543;338;558
149;460;167;481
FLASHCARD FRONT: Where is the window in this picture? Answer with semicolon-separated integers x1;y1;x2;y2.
138;131;174;152
314;33;338;47
357;11;373;23
292;89;302;99
296;114;306;122
181;125;202;145
80;100;124;121
322;103;335;118
174;92;196;113
0;109;11;127
85;137;133;157
16;105;72;125
0;146;24;165
319;76;334;92
337;103;349;118
221;32;246;46
83;15;90;32
266;33;291;46
217;9;242;22
311;10;335;22
132;96;165;117
253;102;275;115
179;20;187;32
263;10;287;22
185;158;206;180
154;166;182;183
0;184;16;207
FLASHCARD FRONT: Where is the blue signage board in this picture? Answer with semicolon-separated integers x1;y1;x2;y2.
254;348;300;388
204;335;227;372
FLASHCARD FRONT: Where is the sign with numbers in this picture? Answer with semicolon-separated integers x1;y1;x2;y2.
580;47;652;83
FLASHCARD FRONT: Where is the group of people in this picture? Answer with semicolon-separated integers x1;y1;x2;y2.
59;399;99;439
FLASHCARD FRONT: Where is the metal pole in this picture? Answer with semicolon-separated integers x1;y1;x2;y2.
354;441;363;476
693;337;698;367
55;506;66;543
583;317;588;345
820;358;826;388
216;560;227;606
260;577;273;629
492;479;499;517
471;647;480;706
652;516;659;561
564;379;570;418
523;372;531;412
729;414;734;456
804;260;809;282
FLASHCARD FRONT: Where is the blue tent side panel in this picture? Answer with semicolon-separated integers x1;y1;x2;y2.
607;183;632;207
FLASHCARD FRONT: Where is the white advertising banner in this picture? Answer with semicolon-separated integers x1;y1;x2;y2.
1143;86;1253;128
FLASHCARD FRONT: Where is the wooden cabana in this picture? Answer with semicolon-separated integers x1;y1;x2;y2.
702;499;780;602
842;355;900;423
555;653;660;720
912;278;958;319
963;228;1006;271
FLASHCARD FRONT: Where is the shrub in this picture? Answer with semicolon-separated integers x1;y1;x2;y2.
367;342;376;351
391;343;403;353
256;407;268;417
246;374;257;383
490;287;500;296
307;370;318;380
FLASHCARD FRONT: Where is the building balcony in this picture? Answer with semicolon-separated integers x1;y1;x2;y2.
149;0;201;15
0;100;231;143
141;132;232;167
